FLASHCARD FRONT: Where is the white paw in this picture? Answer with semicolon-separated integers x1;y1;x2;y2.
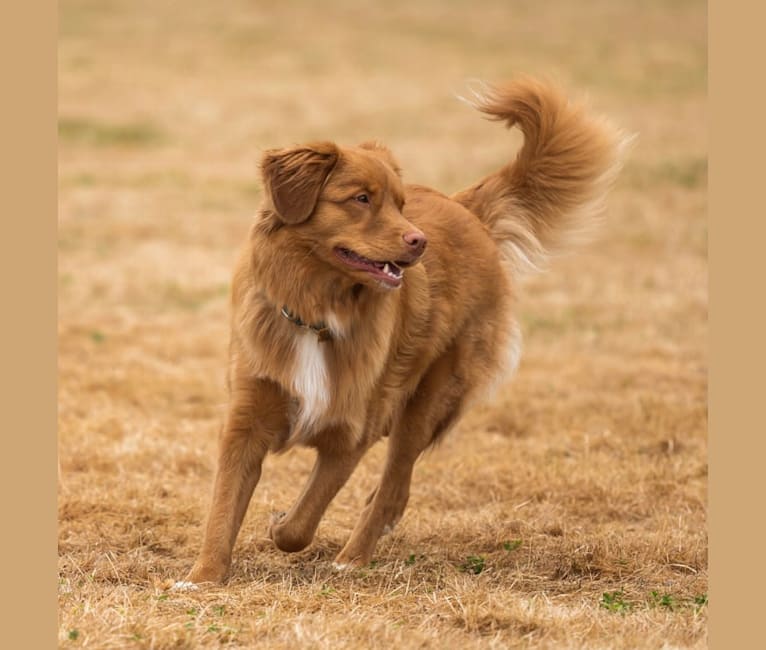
332;561;350;571
170;580;199;592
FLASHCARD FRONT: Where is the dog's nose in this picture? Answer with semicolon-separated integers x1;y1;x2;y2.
403;231;427;256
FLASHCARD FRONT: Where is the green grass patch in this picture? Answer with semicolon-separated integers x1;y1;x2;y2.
59;116;167;148
404;552;428;566
460;555;486;575
600;589;707;614
600;590;631;614
647;591;708;611
649;590;677;610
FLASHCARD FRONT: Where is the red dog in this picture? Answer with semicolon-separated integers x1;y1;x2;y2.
182;78;626;585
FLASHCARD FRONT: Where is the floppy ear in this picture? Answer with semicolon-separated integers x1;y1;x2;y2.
358;140;402;176
260;142;339;224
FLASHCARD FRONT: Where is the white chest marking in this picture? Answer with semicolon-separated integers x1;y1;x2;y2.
291;332;330;430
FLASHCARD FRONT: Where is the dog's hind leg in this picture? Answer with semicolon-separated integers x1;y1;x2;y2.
334;353;466;569
270;429;370;553
184;377;288;585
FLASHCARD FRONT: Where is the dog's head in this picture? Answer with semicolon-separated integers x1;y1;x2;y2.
260;140;426;290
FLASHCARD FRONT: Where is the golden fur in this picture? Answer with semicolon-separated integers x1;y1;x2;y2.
183;78;626;584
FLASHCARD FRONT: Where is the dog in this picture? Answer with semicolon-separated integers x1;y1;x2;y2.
182;77;626;584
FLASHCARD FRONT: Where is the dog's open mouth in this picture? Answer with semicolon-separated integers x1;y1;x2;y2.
334;247;408;288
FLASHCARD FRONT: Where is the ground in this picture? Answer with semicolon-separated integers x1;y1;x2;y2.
58;1;707;647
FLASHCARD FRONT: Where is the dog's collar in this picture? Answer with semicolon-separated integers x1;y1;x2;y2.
280;305;332;342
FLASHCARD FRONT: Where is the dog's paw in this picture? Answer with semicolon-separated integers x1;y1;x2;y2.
332;552;369;571
176;561;229;586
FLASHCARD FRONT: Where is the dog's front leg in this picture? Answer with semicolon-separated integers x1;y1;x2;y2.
334;355;466;569
185;377;287;585
332;431;418;569
270;430;370;553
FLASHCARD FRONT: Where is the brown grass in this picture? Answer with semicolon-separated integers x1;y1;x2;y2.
58;0;707;647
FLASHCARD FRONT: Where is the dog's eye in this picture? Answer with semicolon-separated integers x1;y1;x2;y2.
355;194;370;204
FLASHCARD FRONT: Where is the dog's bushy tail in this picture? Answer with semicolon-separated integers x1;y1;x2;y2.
452;77;631;276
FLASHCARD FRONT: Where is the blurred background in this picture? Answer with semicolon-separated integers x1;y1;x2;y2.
58;1;707;647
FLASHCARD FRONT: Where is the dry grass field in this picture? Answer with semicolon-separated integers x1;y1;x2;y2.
58;1;707;647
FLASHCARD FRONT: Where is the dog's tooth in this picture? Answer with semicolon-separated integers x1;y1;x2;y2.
383;263;390;274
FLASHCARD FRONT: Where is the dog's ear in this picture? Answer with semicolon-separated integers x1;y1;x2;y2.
358;140;402;176
260;142;339;224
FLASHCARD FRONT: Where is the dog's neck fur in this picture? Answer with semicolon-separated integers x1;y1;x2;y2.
251;211;370;323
